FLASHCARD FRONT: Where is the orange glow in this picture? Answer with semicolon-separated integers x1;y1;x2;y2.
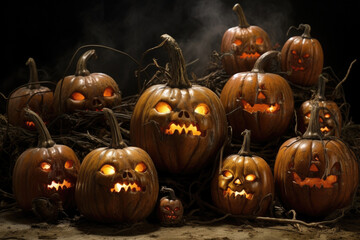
241;100;280;114
309;164;319;172
26;121;35;127
292;172;337;188
194;103;210;116
223;187;253;200
71;92;85;101
103;87;114;97
324;113;331;119
165;123;202;136
245;174;256;182
320;126;330;133
291;65;305;71
155;102;172;113
291;50;297;55
100;164;116;175
47;179;73;191
222;170;233;178
234;178;241;185
234;39;242;46
40;162;51;172
257;92;266;99
303;53;310;58
110;182;142;192
64;160;74;169
255;37;263;45
306;112;311;118
135;162;147;173
238;52;260;59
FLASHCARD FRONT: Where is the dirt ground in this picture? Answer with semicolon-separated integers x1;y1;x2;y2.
1;208;360;240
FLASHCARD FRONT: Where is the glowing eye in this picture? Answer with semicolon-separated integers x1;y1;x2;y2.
245;174;256;182
194;103;210;116
40;162;51;172
164;206;171;211
71;92;85;101
324;113;331;118
234;39;242;46
291;50;297;55
174;207;180;211
306;112;311;118
135;162;147;173
319;117;323;123
255;37;263;45
303;53;310;58
103;87;114;97
222;170;233;178
155;102;172;113
100;164;115;175
64;160;74;169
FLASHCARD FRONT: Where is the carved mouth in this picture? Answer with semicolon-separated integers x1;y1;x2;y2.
241;100;280;114
238;52;260;59
320;126;331;133
291;65;305;71
292;172;337;189
164;214;178;220
110;181;145;193
164;122;206;137
223;187;253;200
47;179;73;191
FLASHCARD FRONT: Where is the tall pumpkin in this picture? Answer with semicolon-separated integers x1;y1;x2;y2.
281;24;324;86
53;49;121;114
220;51;294;142
221;3;271;75
75;108;159;223
130;34;228;174
274;103;358;217
7;58;54;130
12;109;80;211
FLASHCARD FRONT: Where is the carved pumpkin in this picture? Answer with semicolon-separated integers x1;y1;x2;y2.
220;51;294;142
7;58;54;130
53;49;121;114
158;186;184;226
12;109;80;211
274;103;358;217
281;24;324;86
297;75;342;137
130;34;227;174
221;3;271;75
211;130;274;216
75;108;159;223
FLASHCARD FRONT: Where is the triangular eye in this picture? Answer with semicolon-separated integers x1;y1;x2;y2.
257;92;266;99
103;87;114;97
310;164;319;172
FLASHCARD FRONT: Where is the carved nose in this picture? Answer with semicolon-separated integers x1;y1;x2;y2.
122;171;133;178
178;110;190;118
234;178;242;186
92;97;103;107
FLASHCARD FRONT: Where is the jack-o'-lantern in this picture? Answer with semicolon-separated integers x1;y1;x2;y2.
12;109;80;211
53;49;121;114
220;51;294;142
221;3;271;75
158;186;184;226
211;130;274;216
7;58;54;130
130;34;227;174
297;75;342;137
274;103;358;217
75;108;159;223
281;24;324;86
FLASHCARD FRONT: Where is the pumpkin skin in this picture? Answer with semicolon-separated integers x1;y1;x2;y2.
220;51;294;142
130;34;227;174
221;3;271;75
75;108;159;223
157;187;184;226
281;24;324;86
7;58;53;130
12;109;80;211
53;49;121;114
274;104;358;217
211;130;274;216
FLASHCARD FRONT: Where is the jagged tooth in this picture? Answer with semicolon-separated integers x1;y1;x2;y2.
174;129;180;135
185;122;190;128
188;130;193;136
181;128;186;135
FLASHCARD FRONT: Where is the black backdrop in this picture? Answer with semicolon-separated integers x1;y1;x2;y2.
1;0;359;122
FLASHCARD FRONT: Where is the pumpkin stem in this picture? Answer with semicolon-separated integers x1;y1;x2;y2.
103;108;127;149
299;24;312;38
160;186;177;200
238;129;252;156
26;58;40;90
252;50;280;73
75;49;96;77
302;102;323;139
233;3;250;28
315;75;327;101
160;34;192;88
24;108;55;148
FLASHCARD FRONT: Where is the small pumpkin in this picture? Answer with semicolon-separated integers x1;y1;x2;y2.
220;51;294;142
211;130;274;216
274;103;358;217
7;58;54;130
221;3;272;75
75;108;159;223
297;75;342;137
157;186;184;226
53;49;121;114
12;109;80;211
281;24;324;86
130;34;228;174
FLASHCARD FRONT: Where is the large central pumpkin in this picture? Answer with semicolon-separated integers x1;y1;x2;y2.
130;34;227;174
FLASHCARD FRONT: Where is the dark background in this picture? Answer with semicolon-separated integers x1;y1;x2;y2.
1;0;359;122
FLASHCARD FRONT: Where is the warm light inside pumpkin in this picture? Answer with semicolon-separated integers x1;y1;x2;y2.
100;164;116;175
303;53;310;58
255;37;263;45
292;172;337;188
165;123;202;136
26;121;35;127
64;160;74;169
103;87;114;97
71;92;85;101
239;52;260;59
111;182;142;192
309;164;319;172
222;170;233;178
135;162;147;173
245;174;256;182
234;39;242;46
257;92;266;99
320;126;330;133
155;101;172;113
40;162;51;172
241;100;280;114
324;113;331;118
47;179;73;191
223;187;253;200
194;103;210;116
